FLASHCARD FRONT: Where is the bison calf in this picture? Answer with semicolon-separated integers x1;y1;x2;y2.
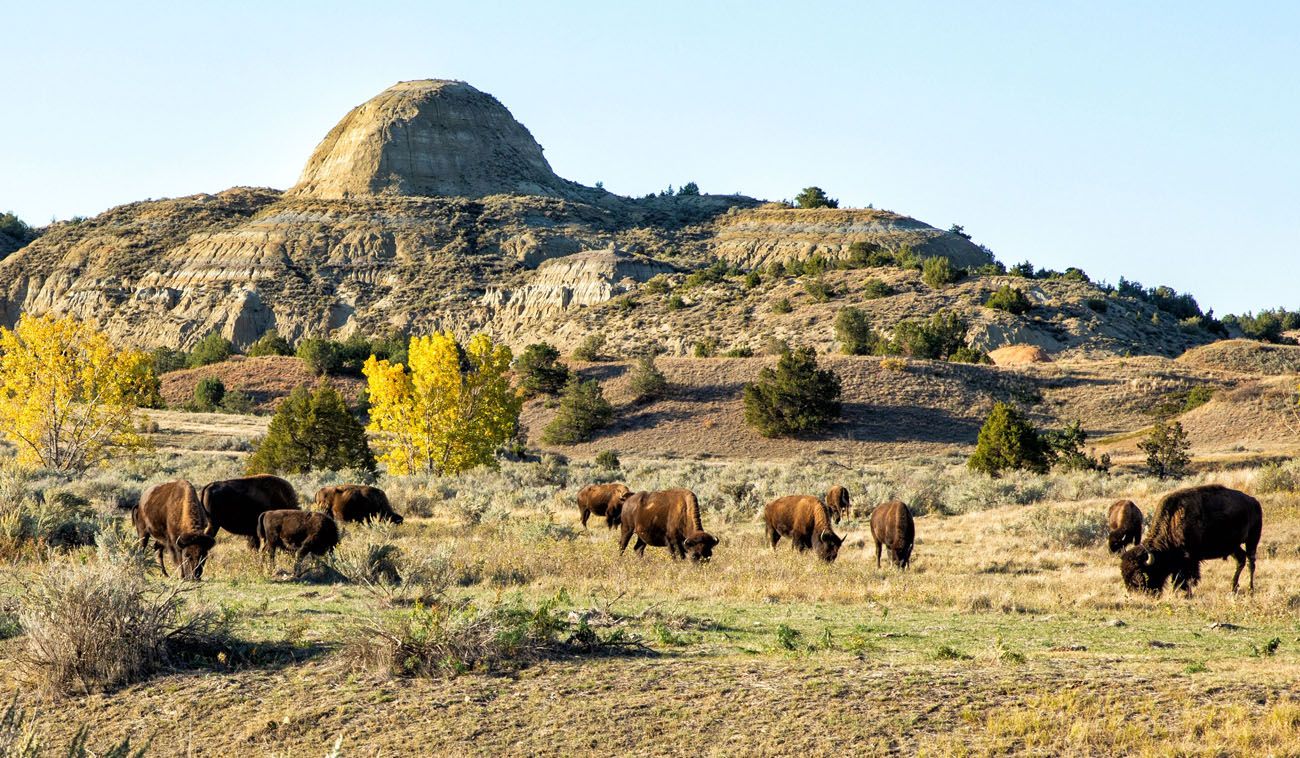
133;480;216;580
764;495;843;562
824;486;851;523
1120;484;1261;595
1107;499;1143;553
870;500;915;569
315;484;403;524
577;482;631;529
616;489;718;562
257;510;340;576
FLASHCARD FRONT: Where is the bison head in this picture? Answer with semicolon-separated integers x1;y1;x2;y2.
1120;546;1173;594
826;488;850;523
607;491;636;529
814;530;843;563
384;510;405;525
175;532;216;580
683;531;719;562
1107;531;1128;554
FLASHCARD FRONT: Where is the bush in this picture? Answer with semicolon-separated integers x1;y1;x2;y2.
666;294;686;311
761;337;790;356
627;354;668;403
150;346;188;375
571;333;607;362
743;347;842;437
692;340;717;358
921;257;960;289
296;338;346;376
890;311;971;361
677;181;700;196
642;275;671;296
542;377;614;444
1043;420;1107;472
186;333;234;368
245;382;376;475
595;450;621;470
1138;420;1191;479
1256;463;1299;494
683;261;730;289
219;390;255;415
771;298;793;315
795;187;839;209
246;329;293;357
835;307;878;356
968;402;1051;476
193;377;225;412
515;343;571;398
861;278;894;299
803;278;834;302
1020;506;1107;549
744;271;762;289
1085;297;1109;313
16;562;230;697
0;484;100;557
985;285;1032;315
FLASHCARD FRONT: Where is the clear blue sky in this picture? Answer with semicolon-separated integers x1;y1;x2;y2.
3;1;1296;315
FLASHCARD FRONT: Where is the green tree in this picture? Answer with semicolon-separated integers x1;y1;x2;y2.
627;354;668;403
193;377;226;412
890;311;971;360
543;377;614;444
187;333;234;368
921;256;960;289
834;307;878;356
150;346;188;375
743;347;842;437
297;337;345;376
572;332;607;362
515;343;572;397
246;382;376;475
677;182;700;196
985;285;1032;315
1138;420;1191;479
247;329;293;357
795;187;839;209
968;402;1051;476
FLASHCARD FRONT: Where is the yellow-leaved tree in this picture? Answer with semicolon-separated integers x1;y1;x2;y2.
364;332;522;476
0;314;155;471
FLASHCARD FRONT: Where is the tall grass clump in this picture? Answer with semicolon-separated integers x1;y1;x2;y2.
1016;505;1107;549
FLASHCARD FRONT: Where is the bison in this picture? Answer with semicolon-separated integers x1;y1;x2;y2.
132;480;216;580
614;489;718;562
1120;484;1262;595
824;486;851;523
1107;499;1143;553
257;509;340;575
576;483;631;529
870;500;915;569
764;495;843;562
201;474;299;549
314;484;403;524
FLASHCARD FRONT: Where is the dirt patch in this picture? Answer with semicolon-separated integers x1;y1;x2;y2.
160;356;364;413
1178;339;1300;376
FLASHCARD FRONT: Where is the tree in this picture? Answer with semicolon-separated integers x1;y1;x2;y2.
364;333;521;476
743;347;842;437
890;311;972;361
921;256;960;289
193;377;226;412
985;285;1033;315
948;224;972;240
677;182;700;196
834;307;878;356
245;382;376;475
571;333;607;362
542;377;614;444
1138;420;1191;479
187;332;234;368
297;338;345;376
795;187;839;209
0;314;150;471
247;329;293;357
968;402;1051;476
515;343;571;397
627;354;668;403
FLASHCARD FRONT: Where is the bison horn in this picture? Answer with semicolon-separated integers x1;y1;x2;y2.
1143;551;1155;566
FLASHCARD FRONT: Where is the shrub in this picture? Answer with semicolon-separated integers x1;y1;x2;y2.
890;311;971;361
150;346;188;375
542;377;614;444
665;294;686;311
1138;420;1191;479
968;402;1051;476
771;298;793;315
948;346;991;365
571;333;607;362
16;562;230;697
803;278;834;302
515;343;571;397
186;332;234;368
246;382;376;475
192;377;225;412
219;390;256;415
677;181;700;196
692;340;717;358
1009;262;1035;278
761;337;790;356
246;329;293;357
1020;506;1107;548
985;285;1032;315
627;354;668;403
0;484;100;557
723;346;754;358
1255;463;1298;494
834;307;878;356
1043;420;1107;472
296;338;346;376
1085;297;1108;313
861;278;894;299
683;261;730;288
795;187;839;209
595;450;621;470
922;257;960;289
642;275;671;296
744;271;762;289
743;347;842;437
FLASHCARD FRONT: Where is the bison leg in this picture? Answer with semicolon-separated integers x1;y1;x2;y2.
154;543;169;577
619;525;634;555
1230;547;1248;593
246;534;261;551
767;525;780;550
264;542;278;574
874;541;883;569
293;548;308;578
633;537;647;558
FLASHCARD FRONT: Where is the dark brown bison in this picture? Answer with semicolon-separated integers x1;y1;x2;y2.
132;480;216;580
257;509;340;575
314;484;403;524
764;495;843;562
577;483;631;529
1107;499;1143;553
1120;484;1262;595
870;500;915;569
825;486;851;523
201;474;299;549
614;489;718;562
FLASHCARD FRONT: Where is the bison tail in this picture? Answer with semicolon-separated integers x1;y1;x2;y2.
256;511;269;551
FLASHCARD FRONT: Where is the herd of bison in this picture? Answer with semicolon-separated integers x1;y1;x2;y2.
129;473;1263;597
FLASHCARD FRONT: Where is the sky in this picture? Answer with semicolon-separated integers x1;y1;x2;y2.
2;1;1296;316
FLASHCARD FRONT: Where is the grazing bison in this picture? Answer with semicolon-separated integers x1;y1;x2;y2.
314;484;403;524
132;480;216;580
870;500;915;569
1120;484;1262;595
825;486;851;523
577;483;632;529
201;474;299;549
1107;499;1143;553
257;510;340;575
614;489;718;562
764;495;843;562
